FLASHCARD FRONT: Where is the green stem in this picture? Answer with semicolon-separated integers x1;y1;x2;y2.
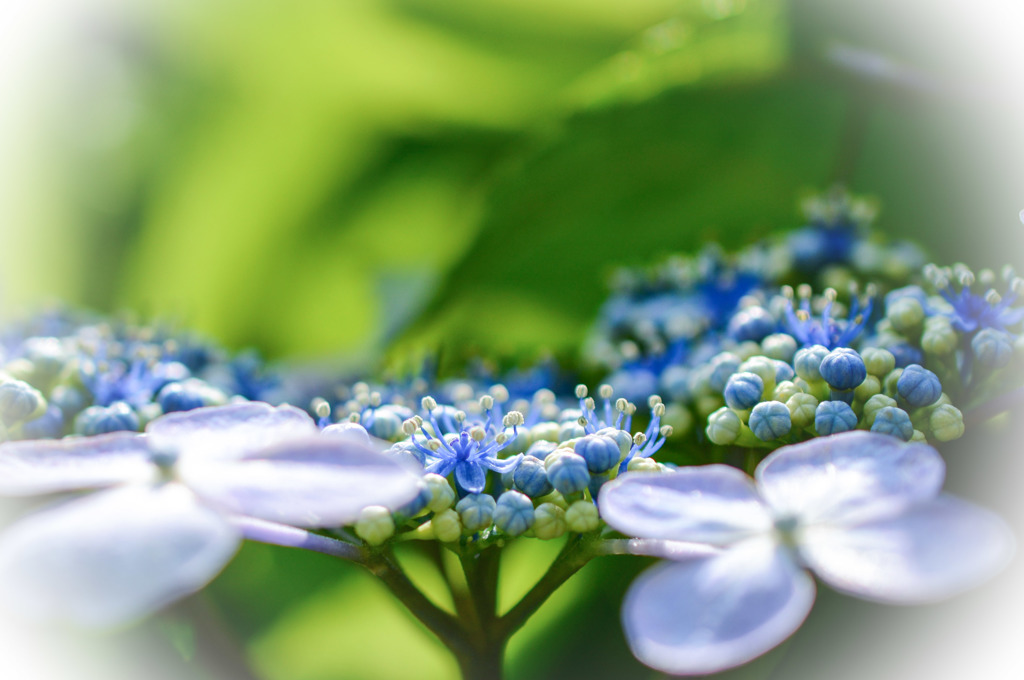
495;532;601;640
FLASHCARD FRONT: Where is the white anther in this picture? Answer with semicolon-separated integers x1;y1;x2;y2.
369;392;382;408
480;395;494;410
633;432;647;446
653;403;666;418
489;384;509;403
575;384;589;399
470;427;486;442
421;396;437;412
648;395;662;408
599;384;614;399
660;425;674;438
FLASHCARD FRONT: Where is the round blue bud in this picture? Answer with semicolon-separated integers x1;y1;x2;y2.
896;364;943;408
727;307;777;342
20;404;65;439
157;380;208;413
493;490;535;536
546;452;590;495
749;401;791;441
870;406;914;442
814;400;858;436
708;353;742;393
513;455;554;498
793;345;830;382
456;493;497;532
887;343;923;368
75;401;140;436
366;408;404;441
525;440;558;460
0;380;44;426
724;372;764;410
819;348;866;391
574;434;621;473
50;385;87;418
972;328;1013;369
773;360;795;383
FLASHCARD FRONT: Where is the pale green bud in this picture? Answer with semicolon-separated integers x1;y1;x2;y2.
883;368;904;397
706;407;741;445
627;457;660;473
929;404;965;442
910;429;927;443
773;380;802;403
565;501;600;533
355;506;395;546
853;375;882;402
861;348;896;377
863;393;897;426
424;473;456;513
432;508;462;542
738;356;776;396
786;393;818;429
761;334;798;362
695;395;724;417
921;321;958;355
530;421;561;443
733;341;762;360
533;503;567;540
888;297;925;333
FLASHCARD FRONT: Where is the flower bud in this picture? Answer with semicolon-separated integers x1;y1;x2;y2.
0;380;45;426
886;296;925;333
456;493;497;532
819;348;866;391
727;306;776;342
75;401;140;436
972;328;1013;369
870;406;914;441
773;380;801;403
565;500;600;533
545;451;591;495
424;473;456;513
627;457;660;473
921;319;958;355
761;333;798;362
863;393;898;427
853;375;881;402
749;401;791;441
432;508;463;542
793;345;830;382
814;400;858;436
786;393;819;430
355;506;395;546
928;404;965;442
896;364;943;408
530;421;561;443
705;407;740;445
533;503;567;540
513;456;554;497
724;372;764;410
494;491;534;536
861;347;896;378
574;434;621;473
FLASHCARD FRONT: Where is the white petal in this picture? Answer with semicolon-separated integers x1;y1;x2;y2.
623;537;816;675
0;484;240;627
181;437;422;527
598;465;773;545
756;431;945;525
146;402;317;461
0;432;154;496
799;494;1015;604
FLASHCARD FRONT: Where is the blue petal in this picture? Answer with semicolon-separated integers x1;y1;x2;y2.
0;432;154;496
622;537;816;675
480;453;523;474
756;431;945;525
455;460;487;494
800;494;1014;603
146;402;316;461
0;484;239;626
598;465;773;545
180;437;422;527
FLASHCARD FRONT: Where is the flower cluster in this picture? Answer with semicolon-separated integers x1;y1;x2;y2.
0;312;278;441
0;188;1017;680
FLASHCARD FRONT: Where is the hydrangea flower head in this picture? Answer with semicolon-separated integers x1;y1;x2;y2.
0;402;422;626
598;431;1013;675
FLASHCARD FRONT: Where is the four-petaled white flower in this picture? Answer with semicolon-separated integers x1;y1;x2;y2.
598;431;1014;676
0;402;421;626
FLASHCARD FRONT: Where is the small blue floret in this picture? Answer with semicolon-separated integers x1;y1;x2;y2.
819;348;866;391
724;372;764;410
749;401;791;441
896;364;942;408
814;400;858;436
575;434;621;473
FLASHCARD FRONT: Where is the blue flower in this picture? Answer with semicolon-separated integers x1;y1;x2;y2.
409;397;523;494
926;263;1024;335
0;402;421;626
598;431;1012;676
783;285;874;349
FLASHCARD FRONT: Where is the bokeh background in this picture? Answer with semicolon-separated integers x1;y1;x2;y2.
1;0;1022;678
